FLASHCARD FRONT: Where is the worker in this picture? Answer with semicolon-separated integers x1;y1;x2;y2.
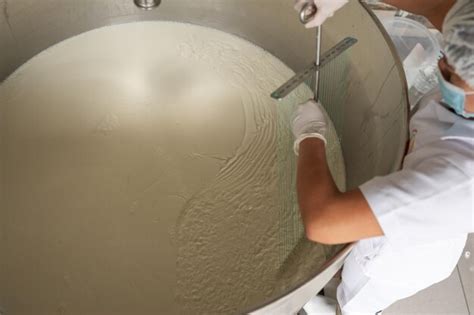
291;0;474;314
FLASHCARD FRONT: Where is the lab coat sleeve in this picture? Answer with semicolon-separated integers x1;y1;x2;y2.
360;156;474;246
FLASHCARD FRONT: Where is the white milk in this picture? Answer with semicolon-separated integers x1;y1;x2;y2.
0;21;345;314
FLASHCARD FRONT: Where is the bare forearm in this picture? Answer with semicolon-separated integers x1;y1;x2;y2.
382;0;455;30
297;138;339;225
297;138;384;244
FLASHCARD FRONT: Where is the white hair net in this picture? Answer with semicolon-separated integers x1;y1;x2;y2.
443;0;474;88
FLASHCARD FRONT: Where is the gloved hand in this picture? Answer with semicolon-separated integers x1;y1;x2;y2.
294;0;349;28
292;100;328;155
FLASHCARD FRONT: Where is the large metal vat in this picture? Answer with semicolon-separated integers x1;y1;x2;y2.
0;0;408;313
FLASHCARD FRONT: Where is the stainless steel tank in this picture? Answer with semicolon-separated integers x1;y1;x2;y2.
0;0;408;313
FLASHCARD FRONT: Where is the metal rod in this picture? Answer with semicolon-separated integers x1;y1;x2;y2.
314;25;322;102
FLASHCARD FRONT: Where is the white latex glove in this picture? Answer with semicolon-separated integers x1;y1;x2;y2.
294;0;349;28
292;100;328;155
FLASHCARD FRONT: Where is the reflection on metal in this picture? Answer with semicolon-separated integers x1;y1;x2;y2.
134;0;161;10
248;244;354;314
299;2;318;24
271;37;358;100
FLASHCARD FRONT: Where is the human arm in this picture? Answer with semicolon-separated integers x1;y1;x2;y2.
294;0;456;31
293;101;474;246
299;136;474;246
297;138;384;244
292;101;383;245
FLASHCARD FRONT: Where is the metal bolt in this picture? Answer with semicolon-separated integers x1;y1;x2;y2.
134;0;161;10
465;251;471;259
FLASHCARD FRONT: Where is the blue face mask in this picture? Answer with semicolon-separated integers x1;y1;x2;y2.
437;72;474;118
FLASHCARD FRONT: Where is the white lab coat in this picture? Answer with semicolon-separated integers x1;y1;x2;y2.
337;92;474;315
